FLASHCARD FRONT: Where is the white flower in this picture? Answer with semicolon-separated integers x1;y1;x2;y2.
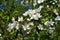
47;5;49;8
33;3;37;7
54;0;57;3
25;1;28;4
21;0;28;6
27;31;30;34
35;9;40;13
32;15;39;20
37;24;44;30
28;22;34;26
44;21;50;26
52;2;55;4
28;10;35;17
36;13;42;18
18;16;23;22
30;16;34;20
49;27;55;30
44;20;54;26
22;25;27;30
38;6;43;10
37;0;45;4
33;0;37;7
50;20;55;26
23;7;42;20
11;17;15;22
26;24;30;29
23;12;28;16
58;4;60;7
55;16;60;20
22;22;34;30
8;22;16;29
23;9;32;16
30;13;42;20
7;18;20;32
49;27;55;33
27;18;31;21
7;23;15;32
22;24;30;30
21;0;23;4
53;9;58;15
27;32;30;34
0;34;1;36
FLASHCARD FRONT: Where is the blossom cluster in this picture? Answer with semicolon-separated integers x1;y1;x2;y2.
0;0;60;40
7;4;60;34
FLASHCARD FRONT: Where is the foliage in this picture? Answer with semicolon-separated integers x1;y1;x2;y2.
0;0;60;40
